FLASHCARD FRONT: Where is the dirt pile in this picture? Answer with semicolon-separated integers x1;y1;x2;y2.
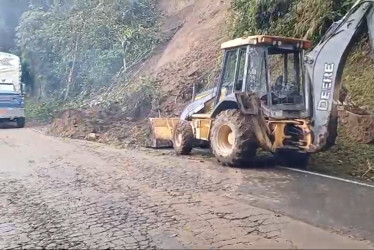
340;108;374;144
49;106;149;147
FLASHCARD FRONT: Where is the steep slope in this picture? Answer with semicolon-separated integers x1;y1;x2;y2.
50;0;230;146
146;0;229;116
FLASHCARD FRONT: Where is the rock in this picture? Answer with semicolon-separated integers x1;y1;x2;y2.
186;63;199;77
86;133;98;141
339;85;348;103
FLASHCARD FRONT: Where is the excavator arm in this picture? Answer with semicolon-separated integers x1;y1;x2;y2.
305;0;374;152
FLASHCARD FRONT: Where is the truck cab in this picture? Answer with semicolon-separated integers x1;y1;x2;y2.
0;52;25;128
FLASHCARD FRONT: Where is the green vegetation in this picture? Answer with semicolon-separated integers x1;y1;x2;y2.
343;41;374;111
312;126;374;181
16;0;160;102
25;100;64;123
0;0;161;121
230;0;355;42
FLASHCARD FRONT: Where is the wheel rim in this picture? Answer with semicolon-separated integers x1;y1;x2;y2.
216;124;235;155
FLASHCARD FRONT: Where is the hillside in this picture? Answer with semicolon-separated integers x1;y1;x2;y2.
44;0;374;180
49;0;230;146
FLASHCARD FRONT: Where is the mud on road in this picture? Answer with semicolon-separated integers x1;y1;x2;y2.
0;128;373;249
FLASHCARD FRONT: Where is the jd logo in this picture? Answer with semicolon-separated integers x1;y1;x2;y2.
0;58;14;66
317;63;334;111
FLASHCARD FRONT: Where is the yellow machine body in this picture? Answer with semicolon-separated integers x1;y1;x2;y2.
149;35;315;152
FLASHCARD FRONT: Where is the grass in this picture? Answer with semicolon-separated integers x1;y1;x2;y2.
25;98;84;123
311;126;374;181
342;42;374;111
25;99;63;123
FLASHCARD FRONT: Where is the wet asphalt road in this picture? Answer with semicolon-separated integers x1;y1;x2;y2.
192;147;374;242
238;167;374;242
0;128;373;249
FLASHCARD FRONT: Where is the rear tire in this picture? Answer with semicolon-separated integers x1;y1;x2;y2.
16;117;25;128
210;110;258;167
275;150;310;169
173;120;194;155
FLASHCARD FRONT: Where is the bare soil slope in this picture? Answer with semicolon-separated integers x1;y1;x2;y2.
151;0;229;115
50;0;229;146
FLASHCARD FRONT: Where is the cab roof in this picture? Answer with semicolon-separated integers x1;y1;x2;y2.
221;35;312;50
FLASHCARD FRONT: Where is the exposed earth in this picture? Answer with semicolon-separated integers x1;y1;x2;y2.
1;127;374;249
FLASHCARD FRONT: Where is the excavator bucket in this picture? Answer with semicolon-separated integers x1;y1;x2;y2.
148;118;180;148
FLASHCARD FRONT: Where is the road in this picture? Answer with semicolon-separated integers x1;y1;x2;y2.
0;128;374;249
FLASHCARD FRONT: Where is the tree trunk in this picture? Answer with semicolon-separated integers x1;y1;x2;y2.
64;38;79;101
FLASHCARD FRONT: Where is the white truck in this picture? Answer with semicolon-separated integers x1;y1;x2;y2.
0;52;25;128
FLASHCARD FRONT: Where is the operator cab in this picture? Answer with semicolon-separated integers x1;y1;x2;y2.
218;35;312;119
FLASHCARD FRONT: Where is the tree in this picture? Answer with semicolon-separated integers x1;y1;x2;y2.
17;0;160;100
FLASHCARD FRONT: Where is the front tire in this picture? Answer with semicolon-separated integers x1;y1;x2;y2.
210;110;258;167
16;117;25;128
173;120;194;155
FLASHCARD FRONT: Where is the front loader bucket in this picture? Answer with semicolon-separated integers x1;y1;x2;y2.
148;118;180;148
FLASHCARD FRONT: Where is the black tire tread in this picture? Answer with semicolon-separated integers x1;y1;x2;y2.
211;110;258;166
16;117;25;128
173;120;194;155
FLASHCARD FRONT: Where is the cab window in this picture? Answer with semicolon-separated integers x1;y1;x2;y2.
235;48;246;91
222;49;237;93
222;48;246;94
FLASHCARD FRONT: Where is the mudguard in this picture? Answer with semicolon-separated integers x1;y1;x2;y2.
210;93;238;118
211;92;262;117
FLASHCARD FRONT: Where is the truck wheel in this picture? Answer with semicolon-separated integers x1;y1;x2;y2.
173;120;194;155
275;150;310;169
211;110;258;167
16;117;25;128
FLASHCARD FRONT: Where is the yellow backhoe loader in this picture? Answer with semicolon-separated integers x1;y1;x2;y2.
149;0;374;167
